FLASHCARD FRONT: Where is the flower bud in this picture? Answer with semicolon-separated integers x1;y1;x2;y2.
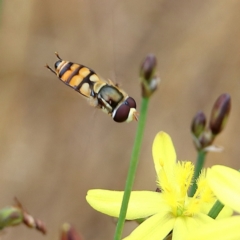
140;54;157;80
140;54;159;98
191;111;206;138
198;129;214;150
13;198;46;234
61;223;83;240
0;206;23;229
210;94;231;135
23;211;46;234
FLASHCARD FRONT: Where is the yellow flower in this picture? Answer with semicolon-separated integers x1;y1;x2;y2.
187;165;240;240
86;132;232;240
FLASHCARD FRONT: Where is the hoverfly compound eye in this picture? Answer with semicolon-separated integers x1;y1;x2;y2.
54;60;62;70
113;103;130;123
125;97;136;109
113;97;137;123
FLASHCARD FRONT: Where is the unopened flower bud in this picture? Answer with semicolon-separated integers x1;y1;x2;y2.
13;198;46;234
140;54;159;98
35;219;47;234
0;206;23;229
198;129;214;150
61;223;83;240
140;54;157;80
210;94;231;135
23;212;46;234
191;111;206;138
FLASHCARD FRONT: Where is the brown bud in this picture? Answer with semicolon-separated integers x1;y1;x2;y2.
35;219;47;234
140;54;157;80
140;54;159;98
191;111;206;138
210;94;231;135
14;198;46;234
23;212;46;234
61;223;83;240
0;206;23;229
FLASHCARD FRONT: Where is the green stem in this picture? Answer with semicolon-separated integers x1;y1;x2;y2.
208;200;224;219
113;97;149;240
189;150;206;197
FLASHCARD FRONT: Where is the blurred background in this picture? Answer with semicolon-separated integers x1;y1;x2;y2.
0;0;239;239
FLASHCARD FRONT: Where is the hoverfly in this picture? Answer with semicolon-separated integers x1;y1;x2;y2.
46;53;138;123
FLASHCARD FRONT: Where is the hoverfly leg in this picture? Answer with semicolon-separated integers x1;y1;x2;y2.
88;96;99;108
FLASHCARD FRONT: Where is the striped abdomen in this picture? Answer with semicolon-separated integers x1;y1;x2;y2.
55;60;103;99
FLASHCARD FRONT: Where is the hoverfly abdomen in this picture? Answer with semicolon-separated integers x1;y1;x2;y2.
46;53;138;123
55;59;97;98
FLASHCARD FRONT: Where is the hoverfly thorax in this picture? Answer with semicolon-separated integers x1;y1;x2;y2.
46;52;138;123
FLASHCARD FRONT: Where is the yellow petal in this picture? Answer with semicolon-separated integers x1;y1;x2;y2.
173;214;214;240
86;190;165;220
152;132;176;174
207;165;240;213
123;212;175;240
186;216;240;240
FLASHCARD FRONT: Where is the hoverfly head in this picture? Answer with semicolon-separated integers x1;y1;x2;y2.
112;97;138;123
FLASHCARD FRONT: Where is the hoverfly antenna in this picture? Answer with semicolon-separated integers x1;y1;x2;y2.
45;64;56;75
54;52;62;60
133;111;139;122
